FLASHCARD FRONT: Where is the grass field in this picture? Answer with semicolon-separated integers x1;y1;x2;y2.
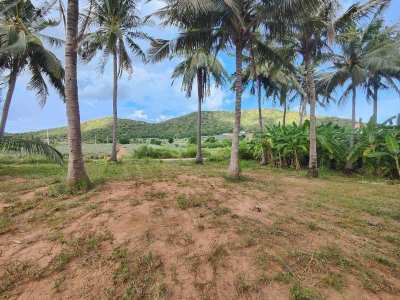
0;159;399;299
54;142;187;158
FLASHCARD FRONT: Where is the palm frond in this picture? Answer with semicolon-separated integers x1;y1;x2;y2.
0;137;63;165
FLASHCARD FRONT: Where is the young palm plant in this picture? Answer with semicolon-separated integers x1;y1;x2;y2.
0;0;65;137
80;0;148;162
172;49;227;164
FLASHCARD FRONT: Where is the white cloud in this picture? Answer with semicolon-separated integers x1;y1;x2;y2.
129;110;149;121
155;114;174;122
204;87;226;111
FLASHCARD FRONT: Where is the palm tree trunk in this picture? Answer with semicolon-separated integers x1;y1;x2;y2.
0;68;18;137
299;96;306;126
196;70;203;164
351;87;357;147
345;87;357;171
228;40;243;178
283;98;287;127
111;51;118;162
373;85;378;124
65;0;90;186
395;157;400;178
305;53;318;178
258;78;267;166
257;78;264;130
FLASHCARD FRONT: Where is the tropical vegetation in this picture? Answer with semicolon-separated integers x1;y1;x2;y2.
1;0;400;298
0;0;64;136
0;0;399;182
79;0;148;162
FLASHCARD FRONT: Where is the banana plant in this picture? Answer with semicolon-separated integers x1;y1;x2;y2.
348;119;400;177
366;132;400;177
316;123;349;169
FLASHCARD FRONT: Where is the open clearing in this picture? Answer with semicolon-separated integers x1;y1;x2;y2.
0;160;399;299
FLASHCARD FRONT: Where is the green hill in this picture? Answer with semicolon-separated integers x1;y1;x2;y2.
16;109;351;142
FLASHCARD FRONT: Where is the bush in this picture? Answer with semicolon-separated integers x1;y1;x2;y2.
119;137;130;145
132;146;179;159
150;139;162;146
168;137;174;144
239;141;255;160
205;136;217;143
188;136;197;145
207;147;231;162
181;145;197;158
204;138;231;149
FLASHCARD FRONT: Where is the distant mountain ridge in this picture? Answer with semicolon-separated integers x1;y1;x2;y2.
16;109;352;142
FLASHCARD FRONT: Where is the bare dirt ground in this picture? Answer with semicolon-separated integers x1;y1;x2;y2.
1;164;400;299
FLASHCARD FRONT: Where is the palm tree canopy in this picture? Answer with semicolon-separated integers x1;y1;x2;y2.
321;18;400;104
0;0;65;105
79;0;149;76
172;49;228;101
149;0;327;62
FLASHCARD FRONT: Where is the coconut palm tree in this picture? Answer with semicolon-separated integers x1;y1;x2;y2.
0;136;63;164
242;35;295;165
284;0;389;177
242;61;272;165
79;0;148;162
64;0;90;186
0;0;64;137
151;0;323;178
172;50;227;164
322;26;369;161
323;18;399;139
362;21;400;123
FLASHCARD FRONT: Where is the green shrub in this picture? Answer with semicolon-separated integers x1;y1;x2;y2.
239;141;255;160
181;145;197;158
204;138;231;149
205;136;217;143
207;147;231;162
132;146;179;159
150;139;162;146
188;136;197;145
119;137;130;145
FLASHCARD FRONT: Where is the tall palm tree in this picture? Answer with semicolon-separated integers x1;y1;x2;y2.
151;0;323;178
322;19;399;170
362;21;400;123
285;0;389;177
80;0;148;162
172;50;227;164
242;61;272;165
64;0;90;186
0;0;64;137
242;36;298;164
322;26;369;151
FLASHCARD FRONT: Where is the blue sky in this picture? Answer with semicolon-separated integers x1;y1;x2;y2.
3;0;400;133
